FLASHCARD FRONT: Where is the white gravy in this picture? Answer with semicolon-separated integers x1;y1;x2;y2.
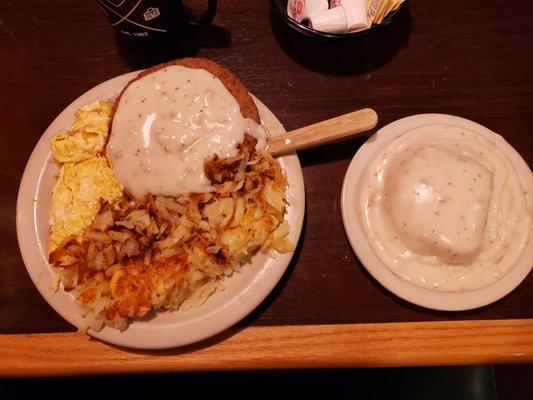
107;65;266;201
359;124;531;291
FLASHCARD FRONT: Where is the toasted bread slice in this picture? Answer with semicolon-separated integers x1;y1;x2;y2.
111;58;260;129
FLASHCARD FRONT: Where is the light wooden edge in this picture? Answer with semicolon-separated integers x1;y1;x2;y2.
1;319;532;377
268;108;378;156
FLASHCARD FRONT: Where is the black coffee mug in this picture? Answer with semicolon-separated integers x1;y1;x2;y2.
97;0;217;38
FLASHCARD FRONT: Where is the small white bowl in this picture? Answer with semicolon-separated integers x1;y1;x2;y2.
341;114;533;311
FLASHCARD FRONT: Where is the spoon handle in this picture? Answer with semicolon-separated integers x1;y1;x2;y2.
267;108;378;157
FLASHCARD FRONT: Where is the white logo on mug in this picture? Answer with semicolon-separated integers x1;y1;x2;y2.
143;7;161;21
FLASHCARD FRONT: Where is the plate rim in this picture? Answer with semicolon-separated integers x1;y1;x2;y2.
16;71;305;349
341;113;533;311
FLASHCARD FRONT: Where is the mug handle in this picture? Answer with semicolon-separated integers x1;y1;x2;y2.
184;0;218;25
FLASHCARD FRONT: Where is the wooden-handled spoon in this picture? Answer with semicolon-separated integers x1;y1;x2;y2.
267;108;378;157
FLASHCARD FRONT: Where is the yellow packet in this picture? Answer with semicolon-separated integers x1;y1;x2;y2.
367;0;385;26
391;0;404;12
375;0;404;24
374;0;390;23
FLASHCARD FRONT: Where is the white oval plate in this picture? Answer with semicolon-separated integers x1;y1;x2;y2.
341;114;533;311
16;72;305;349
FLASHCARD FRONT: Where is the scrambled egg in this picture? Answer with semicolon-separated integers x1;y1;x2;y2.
51;101;112;163
49;101;123;252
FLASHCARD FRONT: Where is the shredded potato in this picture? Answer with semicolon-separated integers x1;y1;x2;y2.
49;134;292;331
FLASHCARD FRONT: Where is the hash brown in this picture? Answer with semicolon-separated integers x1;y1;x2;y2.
48;59;292;332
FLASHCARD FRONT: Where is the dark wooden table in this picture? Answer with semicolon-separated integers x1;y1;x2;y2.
0;0;532;387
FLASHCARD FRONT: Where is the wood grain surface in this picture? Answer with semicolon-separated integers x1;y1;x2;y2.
1;319;531;377
0;0;532;373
